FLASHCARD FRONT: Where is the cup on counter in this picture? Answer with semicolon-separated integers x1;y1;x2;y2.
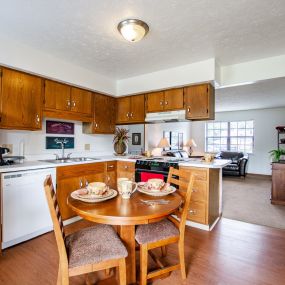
204;153;214;163
117;178;129;194
120;180;137;199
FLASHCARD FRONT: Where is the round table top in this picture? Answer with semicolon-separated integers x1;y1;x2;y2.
67;191;182;226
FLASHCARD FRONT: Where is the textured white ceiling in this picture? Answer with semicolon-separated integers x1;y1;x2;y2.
216;77;285;112
0;0;285;79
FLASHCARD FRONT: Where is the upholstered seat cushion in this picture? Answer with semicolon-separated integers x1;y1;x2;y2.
135;219;179;245
65;225;128;268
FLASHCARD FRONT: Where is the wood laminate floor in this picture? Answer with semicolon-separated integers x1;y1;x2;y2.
0;218;284;285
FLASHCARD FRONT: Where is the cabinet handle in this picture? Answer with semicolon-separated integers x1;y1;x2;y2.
192;189;197;193
72;101;76;107
79;179;83;188
187;106;191;113
130;112;133;117
189;210;197;215
124;165;128;169
67;100;71;107
35;114;40;124
126;112;129;117
165;101;168;105
95;122;98;128
85;179;89;187
160;101;163;105
108;165;114;169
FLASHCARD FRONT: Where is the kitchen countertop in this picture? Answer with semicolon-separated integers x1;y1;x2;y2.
0;155;231;173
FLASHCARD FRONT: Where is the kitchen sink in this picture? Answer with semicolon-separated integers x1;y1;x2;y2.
40;157;101;164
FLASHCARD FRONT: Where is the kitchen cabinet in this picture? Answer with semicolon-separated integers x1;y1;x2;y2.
146;88;184;112
179;166;219;226
106;161;117;189
83;93;116;134
117;161;135;181
44;79;92;122
271;163;285;205
184;83;215;120
0;67;43;130
116;95;145;124
56;162;106;220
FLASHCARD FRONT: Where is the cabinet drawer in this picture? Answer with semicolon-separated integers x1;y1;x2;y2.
107;161;117;172
187;201;206;224
191;180;207;202
180;166;208;181
117;161;135;172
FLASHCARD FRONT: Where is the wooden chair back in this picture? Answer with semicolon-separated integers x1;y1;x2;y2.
167;167;195;235
44;175;68;267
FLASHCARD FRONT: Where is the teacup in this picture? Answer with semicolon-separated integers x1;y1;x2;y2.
204;153;214;163
147;178;164;191
87;182;107;196
120;180;137;199
117;178;130;194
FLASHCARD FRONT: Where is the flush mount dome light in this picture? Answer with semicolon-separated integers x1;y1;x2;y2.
118;19;149;42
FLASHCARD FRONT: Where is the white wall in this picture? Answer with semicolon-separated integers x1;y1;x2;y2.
0;119;114;160
145;122;192;156
191;107;285;175
127;124;145;154
0;35;116;95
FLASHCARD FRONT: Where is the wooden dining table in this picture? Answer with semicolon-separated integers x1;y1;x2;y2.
67;190;182;284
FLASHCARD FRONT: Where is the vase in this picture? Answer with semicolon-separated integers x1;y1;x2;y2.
114;142;127;155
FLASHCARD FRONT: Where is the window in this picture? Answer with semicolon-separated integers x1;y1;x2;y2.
206;120;254;153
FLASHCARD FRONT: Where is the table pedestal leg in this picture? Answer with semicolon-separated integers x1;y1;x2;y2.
118;225;136;284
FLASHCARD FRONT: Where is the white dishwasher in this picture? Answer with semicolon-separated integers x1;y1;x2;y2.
1;168;56;249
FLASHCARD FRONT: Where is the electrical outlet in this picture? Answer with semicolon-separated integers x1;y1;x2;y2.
1;144;13;154
84;144;90;151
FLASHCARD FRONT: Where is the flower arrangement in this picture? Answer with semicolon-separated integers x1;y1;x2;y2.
113;127;129;155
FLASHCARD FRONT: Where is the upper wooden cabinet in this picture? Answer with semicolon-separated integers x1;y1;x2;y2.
83;93;116;134
184;84;215;120
0;67;43;130
116;95;145;124
146;88;184;112
44;80;92;122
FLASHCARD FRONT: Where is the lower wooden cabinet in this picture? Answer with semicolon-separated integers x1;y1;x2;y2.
117;161;135;181
56;162;106;220
180;166;220;226
271;162;285;205
106;161;117;189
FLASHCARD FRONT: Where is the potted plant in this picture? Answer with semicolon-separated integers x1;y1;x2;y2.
113;127;129;155
269;149;285;162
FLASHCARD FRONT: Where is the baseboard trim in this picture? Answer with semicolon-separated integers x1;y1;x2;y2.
185;216;220;231
247;173;272;179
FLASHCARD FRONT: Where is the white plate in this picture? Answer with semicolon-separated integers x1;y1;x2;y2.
138;184;176;196
71;189;117;203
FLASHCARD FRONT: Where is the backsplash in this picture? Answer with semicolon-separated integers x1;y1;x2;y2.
0;119;114;160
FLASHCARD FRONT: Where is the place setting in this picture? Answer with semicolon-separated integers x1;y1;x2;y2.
137;178;176;197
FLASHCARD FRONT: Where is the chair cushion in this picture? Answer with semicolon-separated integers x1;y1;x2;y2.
65;225;128;268
135;219;179;245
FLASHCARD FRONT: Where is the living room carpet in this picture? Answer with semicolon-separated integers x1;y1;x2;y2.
222;175;285;229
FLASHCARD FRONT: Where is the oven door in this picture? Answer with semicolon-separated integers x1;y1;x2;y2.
135;169;168;183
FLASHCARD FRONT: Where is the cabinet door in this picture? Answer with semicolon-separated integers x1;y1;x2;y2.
108;96;116;133
44;80;71;111
57;176;81;220
106;161;117;189
117;161;135;181
184;84;214;120
164;88;184;111
0;68;42;130
130;95;145;123
70;87;92;115
94;93;108;132
116;97;130;124
146;91;164;112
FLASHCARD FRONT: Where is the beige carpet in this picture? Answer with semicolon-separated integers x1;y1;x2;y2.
222;175;285;229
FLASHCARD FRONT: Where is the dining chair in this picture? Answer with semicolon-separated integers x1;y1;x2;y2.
44;175;127;285
135;167;195;285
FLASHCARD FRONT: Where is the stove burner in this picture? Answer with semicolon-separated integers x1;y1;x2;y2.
0;160;14;166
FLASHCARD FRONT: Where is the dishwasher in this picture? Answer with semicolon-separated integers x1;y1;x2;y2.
1;168;56;249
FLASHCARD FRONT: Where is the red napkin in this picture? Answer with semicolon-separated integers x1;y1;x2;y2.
140;172;164;182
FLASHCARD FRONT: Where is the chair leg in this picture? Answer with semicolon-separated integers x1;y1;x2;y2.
57;264;61;285
140;244;148;285
178;240;186;280
57;265;69;285
161;246;167;257
85;273;92;285
118;258;127;285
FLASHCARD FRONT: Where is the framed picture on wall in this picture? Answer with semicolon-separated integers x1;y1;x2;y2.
132;133;141;145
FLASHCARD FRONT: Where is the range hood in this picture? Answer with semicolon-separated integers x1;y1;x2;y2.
145;110;187;123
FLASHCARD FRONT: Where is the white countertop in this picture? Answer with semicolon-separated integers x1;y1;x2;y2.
0;155;231;173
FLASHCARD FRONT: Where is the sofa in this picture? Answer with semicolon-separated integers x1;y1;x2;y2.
215;151;248;177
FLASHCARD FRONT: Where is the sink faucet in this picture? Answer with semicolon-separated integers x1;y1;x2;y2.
55;138;69;159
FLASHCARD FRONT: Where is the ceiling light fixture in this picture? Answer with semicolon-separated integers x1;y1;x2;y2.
117;19;149;42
